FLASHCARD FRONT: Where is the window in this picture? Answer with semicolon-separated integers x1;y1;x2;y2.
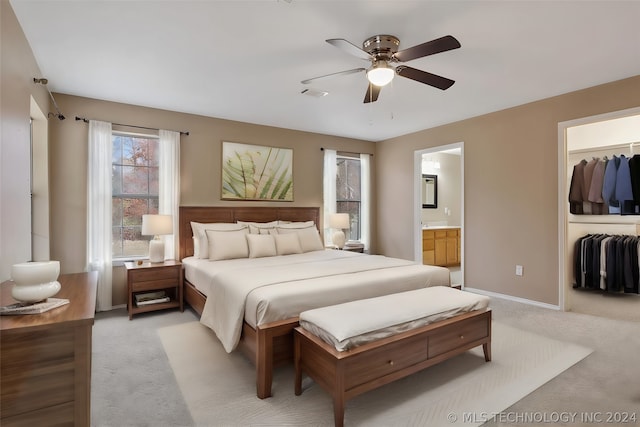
111;133;159;257
336;153;361;241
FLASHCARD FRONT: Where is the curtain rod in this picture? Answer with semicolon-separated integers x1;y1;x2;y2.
75;116;189;136
320;147;374;156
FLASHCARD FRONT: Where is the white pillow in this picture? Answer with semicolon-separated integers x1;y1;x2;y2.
191;222;247;259
296;227;324;252
274;233;303;255
246;234;277;258
205;229;249;260
276;220;315;230
237;221;279;235
192;236;200;258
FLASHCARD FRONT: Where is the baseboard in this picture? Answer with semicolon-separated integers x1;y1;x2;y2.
464;287;561;311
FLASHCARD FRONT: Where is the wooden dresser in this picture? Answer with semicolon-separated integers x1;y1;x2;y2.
1;272;97;427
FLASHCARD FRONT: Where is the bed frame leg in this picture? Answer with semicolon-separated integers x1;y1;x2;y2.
256;327;273;399
333;396;345;427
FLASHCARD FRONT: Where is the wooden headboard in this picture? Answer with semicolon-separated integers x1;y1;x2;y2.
178;206;321;260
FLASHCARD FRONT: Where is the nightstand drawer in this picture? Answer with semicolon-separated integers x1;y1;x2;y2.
131;278;179;292
129;266;180;282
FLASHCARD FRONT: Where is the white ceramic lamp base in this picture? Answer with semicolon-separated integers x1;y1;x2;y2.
332;230;346;249
149;239;165;263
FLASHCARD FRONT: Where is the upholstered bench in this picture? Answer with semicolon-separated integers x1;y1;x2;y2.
293;286;491;427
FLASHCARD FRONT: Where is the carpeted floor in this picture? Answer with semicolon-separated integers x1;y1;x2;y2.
157;320;590;426
91;298;640;427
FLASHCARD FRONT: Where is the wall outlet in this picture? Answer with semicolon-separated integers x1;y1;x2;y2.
515;265;523;276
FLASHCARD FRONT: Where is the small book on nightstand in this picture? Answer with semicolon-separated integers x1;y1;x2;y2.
343;242;364;252
135;291;169;306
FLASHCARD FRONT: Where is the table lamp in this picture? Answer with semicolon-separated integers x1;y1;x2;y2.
329;213;350;249
142;214;173;263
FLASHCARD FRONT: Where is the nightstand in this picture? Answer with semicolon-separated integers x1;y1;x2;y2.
125;260;183;320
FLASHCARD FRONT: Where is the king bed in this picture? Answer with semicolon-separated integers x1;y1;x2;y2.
178;206;452;398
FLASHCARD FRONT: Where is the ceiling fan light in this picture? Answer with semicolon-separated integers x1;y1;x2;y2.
367;62;394;87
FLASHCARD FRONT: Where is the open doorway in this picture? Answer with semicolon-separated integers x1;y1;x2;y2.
558;107;640;320
414;142;464;286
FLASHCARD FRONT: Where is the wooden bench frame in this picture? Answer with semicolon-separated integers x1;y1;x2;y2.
294;308;491;427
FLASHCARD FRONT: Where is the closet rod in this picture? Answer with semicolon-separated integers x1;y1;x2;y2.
569;141;640;155
75;116;189;136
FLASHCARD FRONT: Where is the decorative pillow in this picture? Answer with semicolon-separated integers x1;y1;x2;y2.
296;227;324;252
258;227;278;235
274;233;303;256
246;234;277;258
237;221;278;235
205;229;249;260
191;222;247;259
251;224;278;235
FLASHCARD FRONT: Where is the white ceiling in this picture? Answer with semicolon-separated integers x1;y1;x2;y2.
10;0;640;142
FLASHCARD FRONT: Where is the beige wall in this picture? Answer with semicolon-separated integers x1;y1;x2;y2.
377;75;640;305
0;0;50;280
48;94;376;305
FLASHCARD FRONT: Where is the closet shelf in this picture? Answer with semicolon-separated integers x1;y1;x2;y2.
569;215;640;225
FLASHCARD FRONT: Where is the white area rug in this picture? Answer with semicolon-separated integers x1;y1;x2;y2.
158;321;591;427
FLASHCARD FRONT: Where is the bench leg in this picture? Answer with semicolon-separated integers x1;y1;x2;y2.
483;341;491;362
294;333;302;396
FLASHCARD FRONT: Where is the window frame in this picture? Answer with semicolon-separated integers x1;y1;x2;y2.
335;152;362;242
111;131;160;260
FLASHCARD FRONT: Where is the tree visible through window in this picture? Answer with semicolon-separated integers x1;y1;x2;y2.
112;133;159;257
336;154;361;241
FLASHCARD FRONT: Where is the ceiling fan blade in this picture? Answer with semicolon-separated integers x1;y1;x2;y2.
363;83;381;103
301;68;366;84
393;35;461;63
396;66;455;90
326;38;372;60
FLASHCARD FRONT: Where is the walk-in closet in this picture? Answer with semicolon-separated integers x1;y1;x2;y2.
561;108;640;321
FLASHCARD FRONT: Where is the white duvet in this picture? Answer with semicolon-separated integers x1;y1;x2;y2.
183;250;451;352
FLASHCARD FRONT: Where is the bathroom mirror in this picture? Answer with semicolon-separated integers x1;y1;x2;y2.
422;174;437;209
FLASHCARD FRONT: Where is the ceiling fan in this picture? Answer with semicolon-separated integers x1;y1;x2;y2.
301;34;461;103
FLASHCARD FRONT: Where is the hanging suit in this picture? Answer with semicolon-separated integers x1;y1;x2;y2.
575;233;639;294
602;155;620;214
587;157;607;214
615;155;635;214
569;160;587;214
628;154;640;206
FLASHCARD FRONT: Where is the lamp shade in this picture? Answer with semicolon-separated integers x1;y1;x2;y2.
366;62;394;87
141;214;173;236
329;213;350;229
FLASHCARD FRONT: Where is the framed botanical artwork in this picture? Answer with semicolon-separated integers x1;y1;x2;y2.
221;141;293;201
